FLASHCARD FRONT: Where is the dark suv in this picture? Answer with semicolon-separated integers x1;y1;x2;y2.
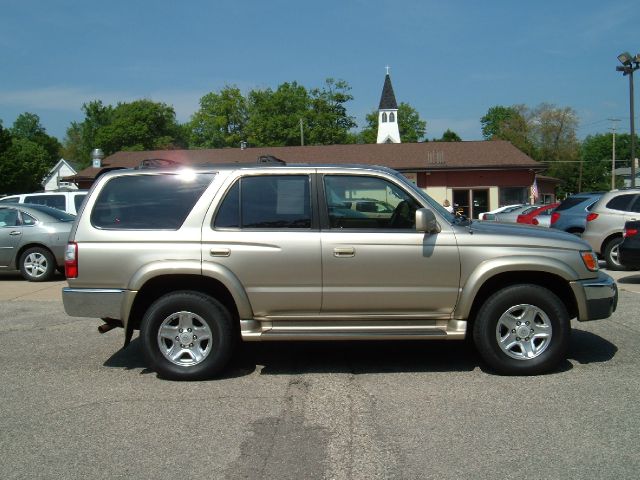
550;192;604;235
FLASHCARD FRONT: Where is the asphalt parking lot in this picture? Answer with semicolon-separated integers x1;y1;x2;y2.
0;268;639;479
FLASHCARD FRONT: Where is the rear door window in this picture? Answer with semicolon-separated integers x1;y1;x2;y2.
91;173;215;230
213;175;312;229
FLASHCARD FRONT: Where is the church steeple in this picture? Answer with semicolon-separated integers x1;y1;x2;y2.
376;67;401;143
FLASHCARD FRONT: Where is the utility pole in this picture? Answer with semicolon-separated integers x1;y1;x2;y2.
609;118;621;189
300;118;304;146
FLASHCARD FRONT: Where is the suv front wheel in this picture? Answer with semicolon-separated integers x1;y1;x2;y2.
473;285;570;375
141;291;233;380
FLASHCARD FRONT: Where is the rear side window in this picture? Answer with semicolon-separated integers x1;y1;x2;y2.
74;194;87;212
0;196;19;203
24;194;65;211
213;175;311;229
606;194;636;211
91;173;215;230
556;197;589;211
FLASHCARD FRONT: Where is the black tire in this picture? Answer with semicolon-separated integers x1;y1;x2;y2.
472;284;570;375
604;237;627;271
140;291;234;380
19;247;56;282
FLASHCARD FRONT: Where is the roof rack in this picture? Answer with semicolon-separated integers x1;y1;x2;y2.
257;155;286;165
138;158;183;169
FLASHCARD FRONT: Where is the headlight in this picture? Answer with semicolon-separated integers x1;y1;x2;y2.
580;251;599;272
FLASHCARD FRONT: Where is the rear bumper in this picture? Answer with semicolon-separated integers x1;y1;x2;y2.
62;287;136;323
570;272;618;321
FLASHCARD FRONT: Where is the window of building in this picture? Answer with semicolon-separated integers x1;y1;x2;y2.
214;175;312;229
389;112;395;122
381;112;388;123
499;187;528;206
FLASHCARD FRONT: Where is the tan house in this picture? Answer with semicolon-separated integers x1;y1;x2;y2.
68;140;553;219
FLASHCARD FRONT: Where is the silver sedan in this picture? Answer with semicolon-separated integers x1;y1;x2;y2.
0;203;74;281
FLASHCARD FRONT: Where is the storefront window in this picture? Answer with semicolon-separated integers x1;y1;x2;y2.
499;187;528;206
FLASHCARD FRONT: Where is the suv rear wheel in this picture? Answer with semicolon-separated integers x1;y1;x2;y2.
473;285;570;375
141;291;233;380
604;237;626;271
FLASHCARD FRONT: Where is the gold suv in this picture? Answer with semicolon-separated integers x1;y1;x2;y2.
62;163;617;379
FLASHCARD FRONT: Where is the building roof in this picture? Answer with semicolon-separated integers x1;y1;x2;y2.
378;74;398;110
68;141;542;183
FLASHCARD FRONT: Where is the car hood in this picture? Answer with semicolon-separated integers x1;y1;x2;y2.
458;219;591;251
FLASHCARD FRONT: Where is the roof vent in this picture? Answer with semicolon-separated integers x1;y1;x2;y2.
91;148;104;168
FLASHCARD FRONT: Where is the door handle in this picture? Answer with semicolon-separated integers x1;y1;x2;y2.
9;231;21;236
333;247;355;258
210;248;231;257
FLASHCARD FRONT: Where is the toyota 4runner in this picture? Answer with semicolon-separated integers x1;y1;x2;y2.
62;163;617;379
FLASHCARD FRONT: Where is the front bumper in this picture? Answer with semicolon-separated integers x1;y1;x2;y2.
570;272;618;321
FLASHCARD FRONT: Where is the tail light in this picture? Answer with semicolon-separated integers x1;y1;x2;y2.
65;242;78;278
586;213;599;222
550;212;560;224
532;218;539;225
516;215;525;223
624;227;639;238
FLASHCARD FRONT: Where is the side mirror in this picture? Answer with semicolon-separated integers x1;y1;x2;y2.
415;208;440;233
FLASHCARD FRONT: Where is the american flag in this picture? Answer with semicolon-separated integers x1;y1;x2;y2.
531;178;539;201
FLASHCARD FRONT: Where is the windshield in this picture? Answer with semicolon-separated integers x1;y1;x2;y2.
391;171;457;223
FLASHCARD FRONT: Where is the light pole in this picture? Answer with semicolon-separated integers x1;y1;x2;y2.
617;52;640;188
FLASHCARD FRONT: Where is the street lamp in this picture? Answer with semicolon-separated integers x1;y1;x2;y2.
617;51;640;188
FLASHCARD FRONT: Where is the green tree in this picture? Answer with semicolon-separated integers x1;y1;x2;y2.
62;100;114;168
306;78;357;145
245;82;311;146
439;129;462;142
480;105;535;157
188;86;248;149
358;102;426;143
0;137;50;193
11;112;61;165
62;99;184;167
95;99;185;154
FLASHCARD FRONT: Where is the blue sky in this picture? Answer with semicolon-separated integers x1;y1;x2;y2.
1;0;638;143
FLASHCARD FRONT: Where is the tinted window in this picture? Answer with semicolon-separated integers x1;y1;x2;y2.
74;194;87;212
24;194;65;211
0;208;19;227
606;194;635;211
0;196;19;203
214;175;311;229
92;173;215;230
325;175;419;229
630;196;640;213
556;197;589;211
22;204;75;222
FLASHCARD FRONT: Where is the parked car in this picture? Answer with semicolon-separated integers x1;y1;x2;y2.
582;188;640;270
517;203;560;227
619;220;640;270
478;204;524;220
550;192;605;235
62;163;616;380
492;204;540;223
0;204;75;281
0;190;87;215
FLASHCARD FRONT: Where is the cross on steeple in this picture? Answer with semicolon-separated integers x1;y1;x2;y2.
385;65;390;75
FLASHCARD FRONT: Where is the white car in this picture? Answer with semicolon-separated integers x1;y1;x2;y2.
479;204;524;220
0;190;87;215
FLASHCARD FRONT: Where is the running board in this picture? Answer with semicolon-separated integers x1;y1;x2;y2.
240;319;466;341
